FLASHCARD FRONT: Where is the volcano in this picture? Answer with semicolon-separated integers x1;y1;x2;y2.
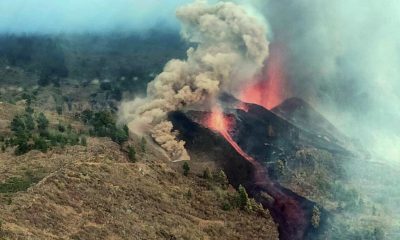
168;95;353;240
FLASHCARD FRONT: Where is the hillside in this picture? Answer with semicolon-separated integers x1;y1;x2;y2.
0;103;278;240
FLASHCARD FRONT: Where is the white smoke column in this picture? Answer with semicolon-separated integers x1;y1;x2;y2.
119;0;269;160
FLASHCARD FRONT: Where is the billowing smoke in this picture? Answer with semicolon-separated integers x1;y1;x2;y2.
119;0;269;160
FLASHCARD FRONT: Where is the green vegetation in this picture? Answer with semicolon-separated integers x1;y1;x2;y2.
0;219;3;237
218;183;266;216
237;185;251;210
127;145;136;162
0;177;32;193
7;106;83;155
311;205;321;228
203;167;211;180
276;159;286;176
56;105;63;115
212;170;229;189
201;169;265;216
140;136;146;153
80;110;128;145
0;171;43;193
80;136;87;146
33;136;48;153
36;112;49;132
182;162;190;176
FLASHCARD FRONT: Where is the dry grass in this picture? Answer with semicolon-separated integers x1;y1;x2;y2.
0;104;278;240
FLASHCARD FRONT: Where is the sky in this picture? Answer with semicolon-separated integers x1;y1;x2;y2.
0;0;193;33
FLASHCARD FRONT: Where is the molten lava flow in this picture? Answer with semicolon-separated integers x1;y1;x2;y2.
239;42;287;109
206;107;267;184
207;107;253;161
200;107;315;239
204;108;311;239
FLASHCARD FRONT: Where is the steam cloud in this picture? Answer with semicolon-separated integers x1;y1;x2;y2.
119;0;269;160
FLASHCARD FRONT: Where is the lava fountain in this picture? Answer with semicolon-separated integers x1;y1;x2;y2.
239;42;288;109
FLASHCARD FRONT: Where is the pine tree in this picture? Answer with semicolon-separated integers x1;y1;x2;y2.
216;170;229;187
140;136;146;153
11;115;26;133
37;113;49;131
24;114;35;131
237;184;250;210
127;145;136;162
123;125;129;135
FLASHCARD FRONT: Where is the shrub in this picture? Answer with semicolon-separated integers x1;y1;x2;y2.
37;113;49;131
276;159;285;176
33;137;48;153
14;135;30;155
0;170;44;193
80;110;93;123
203;167;211;180
140;136;146;153
127;145;136;162
123;125;129;135
182;162;190;176
0;177;32;193
67;133;80;145
311;205;321;228
10;115;26;133
215;170;229;189
80;136;87;146
222;201;233;211
57;123;66;132
111;127;129;145
56;105;63;115
186;189;192;199
25;105;34;114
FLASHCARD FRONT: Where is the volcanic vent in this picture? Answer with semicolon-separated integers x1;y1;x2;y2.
166;94;350;240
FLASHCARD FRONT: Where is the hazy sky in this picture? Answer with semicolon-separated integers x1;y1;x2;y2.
0;0;194;33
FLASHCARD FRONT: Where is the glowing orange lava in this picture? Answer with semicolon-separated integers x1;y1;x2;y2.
239;42;287;109
206;107;267;185
204;107;310;239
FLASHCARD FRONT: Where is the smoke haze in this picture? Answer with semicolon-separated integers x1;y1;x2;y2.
253;1;400;237
253;0;400;163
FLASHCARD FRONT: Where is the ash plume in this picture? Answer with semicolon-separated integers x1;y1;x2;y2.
119;0;269;160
